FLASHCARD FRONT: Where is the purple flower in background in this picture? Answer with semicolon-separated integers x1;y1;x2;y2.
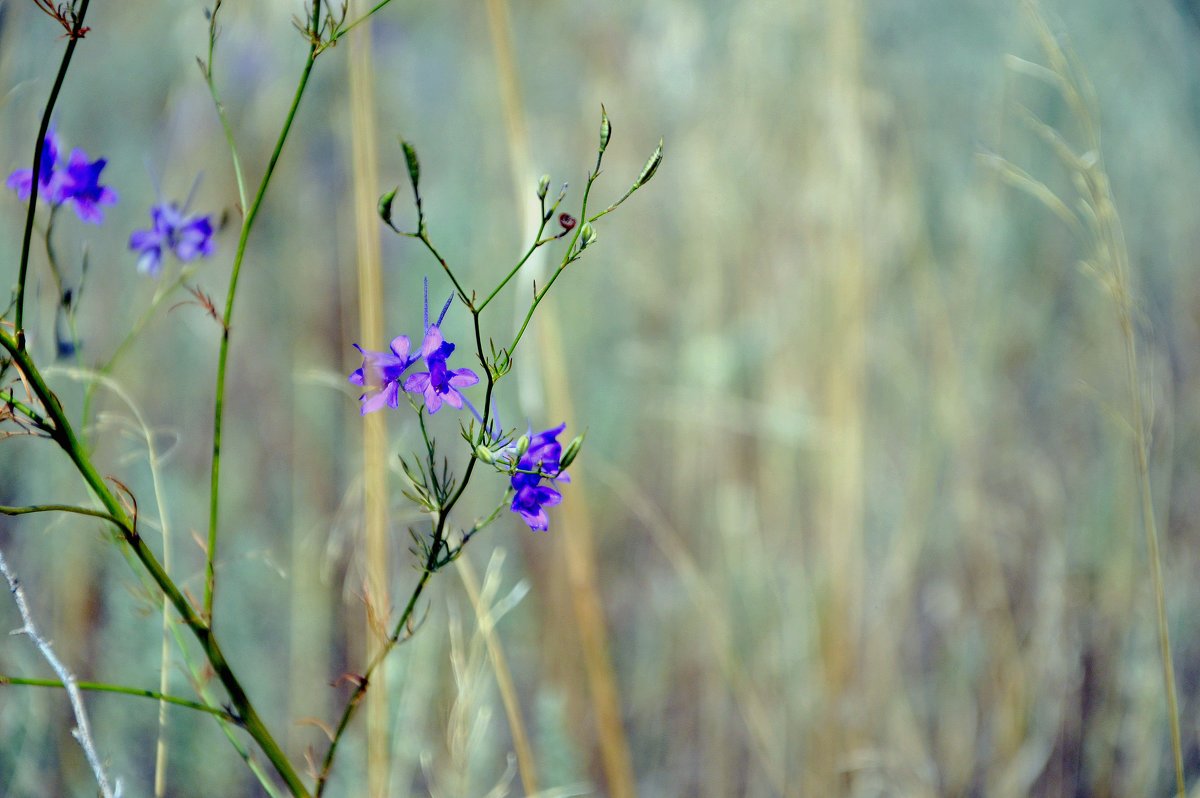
129;202;216;278
59;149;117;223
509;423;570;531
6;128;66;202
403;326;479;414
349;335;419;414
6;130;116;223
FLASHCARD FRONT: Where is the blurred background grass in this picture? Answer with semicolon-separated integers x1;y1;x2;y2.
3;0;1200;795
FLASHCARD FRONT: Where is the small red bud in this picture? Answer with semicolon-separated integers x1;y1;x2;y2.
558;213;577;232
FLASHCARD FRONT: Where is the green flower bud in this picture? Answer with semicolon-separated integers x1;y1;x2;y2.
400;139;420;191
474;444;495;464
599;104;612;154
515;435;530;457
560;432;586;470
579;222;597;250
634;139;663;189
537;174;551;200
377;186;398;224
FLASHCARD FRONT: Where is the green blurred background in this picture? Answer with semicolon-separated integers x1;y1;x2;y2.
4;0;1200;795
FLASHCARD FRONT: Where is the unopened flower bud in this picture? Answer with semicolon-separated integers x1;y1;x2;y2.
515;435;530;457
400;139;421;191
537;174;550;200
634;139;663;189
599;105;612;154
560;432;586;469
474;444;495;464
559;213;577;233
378;186;398;224
579;223;597;250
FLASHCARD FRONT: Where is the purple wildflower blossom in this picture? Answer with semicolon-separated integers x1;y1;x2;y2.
509;423;570;531
59;149;117;223
7;131;117;223
6;128;67;203
349;335;418;415
403;326;479;414
129;202;216;278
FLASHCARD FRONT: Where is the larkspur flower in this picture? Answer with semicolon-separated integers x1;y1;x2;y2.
60;149;117;223
6;131;116;223
129;202;216;278
6;128;66;202
349;335;418;415
403;326;479;414
349;280;473;415
509;423;570;531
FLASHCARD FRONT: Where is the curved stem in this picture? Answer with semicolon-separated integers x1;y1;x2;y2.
14;0;91;352
205;0;322;625
0;503;125;526
1;675;237;722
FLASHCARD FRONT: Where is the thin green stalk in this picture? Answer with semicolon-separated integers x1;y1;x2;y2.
1;675;236;721
0;330;311;797
203;0;248;212
205;0;323;625
14;0;91;352
0;503;124;526
475;209;552;314
509;170;598;355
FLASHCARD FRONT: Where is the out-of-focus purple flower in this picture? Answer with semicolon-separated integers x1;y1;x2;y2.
349;335;418;415
403;326;479;414
509;423;570;531
6;129;67;202
7;131;117;223
129;202;216;278
60;149;117;223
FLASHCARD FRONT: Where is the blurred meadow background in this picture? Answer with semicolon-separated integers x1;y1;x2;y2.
3;0;1200;795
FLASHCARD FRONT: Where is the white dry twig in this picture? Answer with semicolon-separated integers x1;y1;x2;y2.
0;548;120;798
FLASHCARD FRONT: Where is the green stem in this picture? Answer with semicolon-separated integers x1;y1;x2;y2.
509;171;599;355
205;0;322;626
1;675;236;721
475;211;552;314
0;503;125;526
14;0;91;352
204;0;248;212
0;330;311;797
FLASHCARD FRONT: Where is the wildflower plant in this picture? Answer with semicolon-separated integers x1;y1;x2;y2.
0;1;660;795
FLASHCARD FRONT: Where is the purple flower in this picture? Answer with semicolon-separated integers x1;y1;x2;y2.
349;335;418;414
403;326;479;414
6;131;116;223
509;423;570;531
59;149;117;223
129;202;216;278
6;129;66;202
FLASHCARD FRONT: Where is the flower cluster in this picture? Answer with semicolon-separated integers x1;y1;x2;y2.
350;326;478;416
128;202;216;278
6;129;117;223
349;284;478;416
509;424;570;531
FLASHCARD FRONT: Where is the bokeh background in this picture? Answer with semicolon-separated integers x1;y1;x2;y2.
4;0;1200;795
